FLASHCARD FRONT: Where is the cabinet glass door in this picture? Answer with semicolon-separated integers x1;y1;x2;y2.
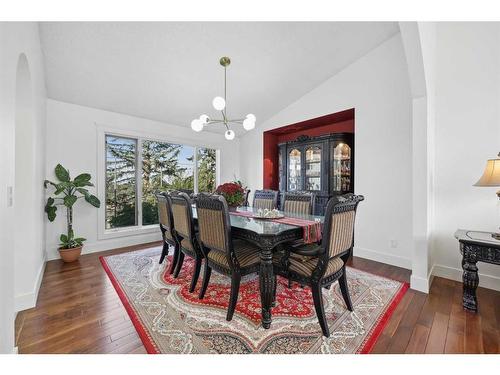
305;146;321;191
331;142;352;193
288;148;301;191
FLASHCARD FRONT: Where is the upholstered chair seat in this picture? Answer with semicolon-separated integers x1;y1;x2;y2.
289;255;343;277
207;240;261;270
273;249;343;277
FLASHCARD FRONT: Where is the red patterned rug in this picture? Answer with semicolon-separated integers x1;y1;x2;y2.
100;247;408;354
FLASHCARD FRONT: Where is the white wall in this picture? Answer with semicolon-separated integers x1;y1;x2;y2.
0;23;47;353
240;34;414;269
45;99;241;260
432;23;500;291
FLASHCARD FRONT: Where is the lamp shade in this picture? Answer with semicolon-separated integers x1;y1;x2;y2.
474;155;500;187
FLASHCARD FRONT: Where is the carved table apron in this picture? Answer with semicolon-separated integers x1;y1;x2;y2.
454;230;500;312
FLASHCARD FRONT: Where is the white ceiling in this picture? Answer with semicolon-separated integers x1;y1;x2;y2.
39;22;399;135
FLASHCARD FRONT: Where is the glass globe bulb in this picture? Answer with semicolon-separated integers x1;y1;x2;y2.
246;113;256;122
212;96;226;111
191;119;203;132
199;114;209;124
224;129;235;140
243;117;255;131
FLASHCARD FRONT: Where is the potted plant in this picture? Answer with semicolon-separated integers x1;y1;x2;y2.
44;164;100;262
215;181;246;210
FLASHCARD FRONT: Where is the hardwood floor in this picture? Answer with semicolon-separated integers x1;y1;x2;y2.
15;243;500;354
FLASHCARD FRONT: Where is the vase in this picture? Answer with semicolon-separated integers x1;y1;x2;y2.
58;246;82;263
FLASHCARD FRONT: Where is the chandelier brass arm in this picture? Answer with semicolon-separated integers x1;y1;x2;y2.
190;56;256;140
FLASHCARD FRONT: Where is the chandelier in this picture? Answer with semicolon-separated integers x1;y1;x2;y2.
191;56;256;140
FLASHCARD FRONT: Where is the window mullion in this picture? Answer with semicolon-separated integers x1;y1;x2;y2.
137;138;143;228
194;147;199;194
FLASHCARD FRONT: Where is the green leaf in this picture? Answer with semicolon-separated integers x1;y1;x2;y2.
46;206;57;222
45;197;55;208
74;173;91;187
54;182;70;195
73;237;86;246
60;234;68;243
68;229;74;240
44;180;57;189
45;198;57;221
76;188;89;196
85;194;100;208
63;195;78;208
55;164;70;182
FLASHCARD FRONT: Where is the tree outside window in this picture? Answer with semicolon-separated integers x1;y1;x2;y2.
105;135;217;229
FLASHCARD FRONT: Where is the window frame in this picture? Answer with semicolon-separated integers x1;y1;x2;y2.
97;124;220;240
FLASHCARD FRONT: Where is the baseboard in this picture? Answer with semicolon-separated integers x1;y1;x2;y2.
15;252;47;312
353;246;412;270
45;232;162;261
433;263;500;292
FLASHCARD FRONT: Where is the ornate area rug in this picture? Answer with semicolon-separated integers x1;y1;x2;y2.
100;247;408;354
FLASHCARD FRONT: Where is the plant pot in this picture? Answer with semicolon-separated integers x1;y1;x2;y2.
58;246;82;263
228;205;239;212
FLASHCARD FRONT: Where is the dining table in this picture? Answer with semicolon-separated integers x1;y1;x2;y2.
192;205;325;329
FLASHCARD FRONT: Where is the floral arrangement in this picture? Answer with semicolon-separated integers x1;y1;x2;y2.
215;181;246;207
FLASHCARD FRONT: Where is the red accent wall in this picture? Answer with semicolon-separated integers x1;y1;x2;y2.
263;109;355;190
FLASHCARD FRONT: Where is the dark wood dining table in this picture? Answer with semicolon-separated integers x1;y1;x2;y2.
192;205;324;329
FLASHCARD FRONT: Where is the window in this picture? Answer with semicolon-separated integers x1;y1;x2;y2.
197;147;217;193
141;141;194;225
105;136;137;229
104;133;217;231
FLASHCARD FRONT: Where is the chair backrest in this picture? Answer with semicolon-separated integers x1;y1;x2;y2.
243;189;251;207
252;189;279;210
155;193;175;243
282;191;315;215
195;194;233;255
170;191;195;243
177;188;194;197
322;194;364;259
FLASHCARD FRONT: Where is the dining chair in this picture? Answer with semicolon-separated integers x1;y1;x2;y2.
281;191;315;215
274;194;364;337
155;193;180;274
243;189;251;207
170;191;204;292
177;188;194;196
195;194;261;321
252;189;279;210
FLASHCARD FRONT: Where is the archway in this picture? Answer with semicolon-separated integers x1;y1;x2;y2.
14;53;36;309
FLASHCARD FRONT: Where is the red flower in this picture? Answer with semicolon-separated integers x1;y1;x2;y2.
215;182;245;206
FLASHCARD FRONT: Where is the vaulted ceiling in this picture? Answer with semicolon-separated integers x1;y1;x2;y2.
39;22;399;135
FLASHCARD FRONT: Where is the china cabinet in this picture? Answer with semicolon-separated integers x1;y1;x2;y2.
278;133;354;215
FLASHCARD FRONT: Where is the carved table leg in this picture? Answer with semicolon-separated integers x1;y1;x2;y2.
272;274;277;307
259;245;275;329
462;254;479;312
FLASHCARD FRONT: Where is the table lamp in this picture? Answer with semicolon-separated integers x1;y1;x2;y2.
474;152;500;239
